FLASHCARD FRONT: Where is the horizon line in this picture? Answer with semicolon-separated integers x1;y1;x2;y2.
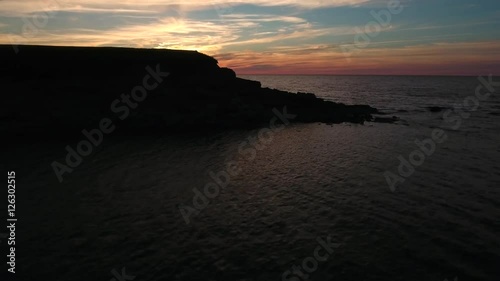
237;73;493;77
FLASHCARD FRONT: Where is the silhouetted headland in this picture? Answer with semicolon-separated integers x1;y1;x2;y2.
1;45;387;138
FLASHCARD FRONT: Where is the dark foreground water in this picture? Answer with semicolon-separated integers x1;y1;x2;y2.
6;76;500;281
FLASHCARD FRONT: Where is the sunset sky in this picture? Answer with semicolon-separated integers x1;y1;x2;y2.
1;0;499;75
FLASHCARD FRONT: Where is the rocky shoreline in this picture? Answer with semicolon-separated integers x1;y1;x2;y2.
1;45;388;138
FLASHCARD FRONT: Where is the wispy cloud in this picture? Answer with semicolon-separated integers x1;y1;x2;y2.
1;17;239;52
1;0;499;75
217;41;500;75
0;0;373;16
219;14;307;24
0;13;321;52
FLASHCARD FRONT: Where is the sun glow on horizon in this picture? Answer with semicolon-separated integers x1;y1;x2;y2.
1;0;499;75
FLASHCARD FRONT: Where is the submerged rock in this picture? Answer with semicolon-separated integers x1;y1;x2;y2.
373;116;400;123
428;106;449;113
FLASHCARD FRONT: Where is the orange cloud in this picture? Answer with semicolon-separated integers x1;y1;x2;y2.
216;41;500;75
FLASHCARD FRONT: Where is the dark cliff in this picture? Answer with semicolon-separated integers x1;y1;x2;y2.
1;45;380;138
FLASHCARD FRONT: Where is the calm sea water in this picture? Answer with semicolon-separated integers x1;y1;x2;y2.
10;76;500;281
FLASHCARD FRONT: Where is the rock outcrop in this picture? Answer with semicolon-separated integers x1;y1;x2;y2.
1;45;381;138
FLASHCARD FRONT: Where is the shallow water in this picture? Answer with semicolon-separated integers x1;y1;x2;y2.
9;76;500;281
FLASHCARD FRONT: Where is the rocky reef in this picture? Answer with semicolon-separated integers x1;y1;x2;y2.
1;45;381;138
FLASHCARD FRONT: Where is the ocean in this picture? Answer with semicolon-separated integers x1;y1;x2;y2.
10;75;500;281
